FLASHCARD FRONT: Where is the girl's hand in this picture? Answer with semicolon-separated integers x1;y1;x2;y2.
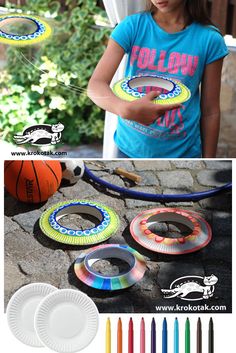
120;91;182;125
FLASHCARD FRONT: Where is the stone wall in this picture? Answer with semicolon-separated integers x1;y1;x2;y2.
219;49;236;156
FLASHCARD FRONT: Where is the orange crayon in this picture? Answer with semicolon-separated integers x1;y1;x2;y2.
117;318;123;353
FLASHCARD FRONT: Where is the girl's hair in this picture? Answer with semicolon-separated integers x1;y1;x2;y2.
146;0;215;27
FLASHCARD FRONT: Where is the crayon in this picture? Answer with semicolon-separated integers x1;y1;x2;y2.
174;318;179;353
106;318;111;353
185;318;190;353
197;318;202;353
162;318;168;353
208;318;214;353
117;318;122;353
140;318;145;353
151;318;156;353
128;318;134;353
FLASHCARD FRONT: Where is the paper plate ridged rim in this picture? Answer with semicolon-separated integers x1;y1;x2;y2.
0;14;52;45
112;75;191;105
6;283;57;347
130;208;212;255
74;244;146;290
39;200;120;245
34;289;99;353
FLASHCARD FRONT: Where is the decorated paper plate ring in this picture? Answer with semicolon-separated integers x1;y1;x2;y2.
74;244;146;290
0;14;52;46
112;75;191;105
40;200;119;245
130;208;212;255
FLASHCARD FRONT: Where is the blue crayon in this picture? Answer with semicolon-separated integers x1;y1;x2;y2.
162;318;168;353
174;318;179;353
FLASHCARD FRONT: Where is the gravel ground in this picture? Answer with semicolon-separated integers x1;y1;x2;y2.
4;160;232;313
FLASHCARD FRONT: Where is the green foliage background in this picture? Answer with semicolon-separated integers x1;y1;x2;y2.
0;0;110;145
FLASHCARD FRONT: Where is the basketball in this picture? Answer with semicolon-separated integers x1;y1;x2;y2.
4;160;62;203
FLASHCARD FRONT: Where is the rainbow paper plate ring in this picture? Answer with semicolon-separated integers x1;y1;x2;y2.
39;200;119;245
74;244;146;290
112;75;191;105
130;208;212;255
0;14;52;46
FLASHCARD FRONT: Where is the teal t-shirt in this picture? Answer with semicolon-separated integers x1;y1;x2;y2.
110;12;229;158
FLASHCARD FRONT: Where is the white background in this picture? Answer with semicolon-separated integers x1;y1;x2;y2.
0;159;234;353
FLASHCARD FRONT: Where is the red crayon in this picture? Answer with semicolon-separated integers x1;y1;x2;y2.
129;318;134;353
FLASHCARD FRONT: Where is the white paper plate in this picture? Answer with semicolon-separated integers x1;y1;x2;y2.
6;283;58;347
35;289;99;353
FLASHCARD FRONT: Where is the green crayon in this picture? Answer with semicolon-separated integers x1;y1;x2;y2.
185;318;190;353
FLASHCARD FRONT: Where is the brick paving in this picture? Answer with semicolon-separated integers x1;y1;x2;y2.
4;160;232;313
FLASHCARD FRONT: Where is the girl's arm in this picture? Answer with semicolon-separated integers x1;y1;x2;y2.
200;58;224;158
87;39;181;126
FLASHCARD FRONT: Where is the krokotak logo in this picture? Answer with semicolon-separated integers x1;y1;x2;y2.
161;274;218;301
14;122;64;146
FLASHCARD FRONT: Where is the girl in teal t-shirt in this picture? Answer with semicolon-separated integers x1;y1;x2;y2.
88;0;229;158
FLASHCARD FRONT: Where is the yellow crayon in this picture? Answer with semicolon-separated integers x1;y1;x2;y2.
106;318;111;353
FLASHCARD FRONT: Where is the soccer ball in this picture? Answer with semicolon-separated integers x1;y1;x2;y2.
60;160;85;186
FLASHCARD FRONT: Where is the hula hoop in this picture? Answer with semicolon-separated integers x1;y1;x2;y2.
84;166;232;203
39;200;119;245
74;244;146;290
130;208;212;255
112;75;191;105
0;14;52;46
